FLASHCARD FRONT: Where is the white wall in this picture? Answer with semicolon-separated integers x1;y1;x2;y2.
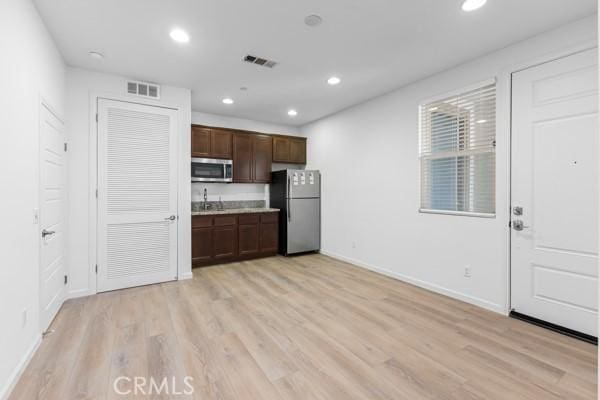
66;67;192;296
0;1;66;398
191;111;300;205
301;16;598;314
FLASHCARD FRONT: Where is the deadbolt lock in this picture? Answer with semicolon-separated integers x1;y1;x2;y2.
513;206;523;216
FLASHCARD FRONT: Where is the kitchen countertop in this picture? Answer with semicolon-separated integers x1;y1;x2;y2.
192;208;280;216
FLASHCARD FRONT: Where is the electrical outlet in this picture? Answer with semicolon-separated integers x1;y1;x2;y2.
22;309;27;327
464;266;472;278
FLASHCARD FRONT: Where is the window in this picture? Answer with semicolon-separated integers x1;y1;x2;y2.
419;80;496;216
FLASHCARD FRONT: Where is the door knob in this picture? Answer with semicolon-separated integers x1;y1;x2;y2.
512;220;530;231
165;215;176;221
42;229;55;237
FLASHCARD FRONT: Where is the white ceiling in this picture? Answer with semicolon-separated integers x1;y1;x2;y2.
35;0;596;126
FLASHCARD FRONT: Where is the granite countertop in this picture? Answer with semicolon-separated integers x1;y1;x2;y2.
192;208;280;216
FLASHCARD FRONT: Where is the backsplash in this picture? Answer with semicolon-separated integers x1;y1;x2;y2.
192;183;268;202
191;167;304;207
192;200;266;212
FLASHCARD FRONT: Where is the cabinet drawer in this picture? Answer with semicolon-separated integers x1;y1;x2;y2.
214;215;237;226
192;215;213;228
260;213;278;224
238;214;259;225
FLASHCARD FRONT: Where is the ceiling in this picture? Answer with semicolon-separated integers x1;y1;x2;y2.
34;0;597;126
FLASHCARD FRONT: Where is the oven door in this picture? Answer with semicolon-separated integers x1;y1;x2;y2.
191;158;233;182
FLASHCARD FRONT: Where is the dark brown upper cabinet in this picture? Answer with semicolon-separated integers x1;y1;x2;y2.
192;125;306;183
233;132;273;183
191;125;233;159
289;137;307;164
211;129;233;159
252;134;273;183
191;126;211;157
233;133;253;183
272;135;306;164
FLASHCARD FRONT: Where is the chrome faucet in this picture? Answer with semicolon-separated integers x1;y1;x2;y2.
203;188;209;210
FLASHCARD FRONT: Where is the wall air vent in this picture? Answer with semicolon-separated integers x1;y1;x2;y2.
244;54;277;68
127;80;161;99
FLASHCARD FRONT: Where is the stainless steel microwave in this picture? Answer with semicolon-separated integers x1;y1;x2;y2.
191;158;233;182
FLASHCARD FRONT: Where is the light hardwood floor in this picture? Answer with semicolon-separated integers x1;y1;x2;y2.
9;254;597;399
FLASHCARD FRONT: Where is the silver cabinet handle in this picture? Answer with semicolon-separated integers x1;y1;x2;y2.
165;215;176;221
42;229;55;237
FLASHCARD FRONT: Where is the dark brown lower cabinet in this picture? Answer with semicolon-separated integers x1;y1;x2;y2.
259;213;279;253
238;224;259;256
213;226;237;259
192;227;213;263
192;212;279;267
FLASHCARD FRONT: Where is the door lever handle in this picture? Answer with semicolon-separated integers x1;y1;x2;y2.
165;215;176;221
42;229;55;237
512;220;530;231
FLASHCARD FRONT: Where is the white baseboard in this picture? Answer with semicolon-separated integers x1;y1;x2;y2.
0;334;42;400
68;287;93;299
179;271;193;280
319;250;507;315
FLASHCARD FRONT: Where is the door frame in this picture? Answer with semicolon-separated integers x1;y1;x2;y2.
38;96;66;331
506;41;598;314
87;92;186;295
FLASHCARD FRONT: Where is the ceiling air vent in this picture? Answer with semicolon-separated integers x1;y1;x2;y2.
244;54;277;68
127;80;161;99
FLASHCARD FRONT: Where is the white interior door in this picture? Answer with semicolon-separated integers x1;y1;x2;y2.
39;103;67;331
511;48;598;337
97;99;178;292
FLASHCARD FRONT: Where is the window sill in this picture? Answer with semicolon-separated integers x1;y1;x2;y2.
419;209;496;218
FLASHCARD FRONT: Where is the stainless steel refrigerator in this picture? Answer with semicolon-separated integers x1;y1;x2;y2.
270;169;321;255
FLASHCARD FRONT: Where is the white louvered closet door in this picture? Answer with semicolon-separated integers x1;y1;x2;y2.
97;99;178;292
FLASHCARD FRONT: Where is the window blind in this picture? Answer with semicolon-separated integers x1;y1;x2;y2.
419;81;496;216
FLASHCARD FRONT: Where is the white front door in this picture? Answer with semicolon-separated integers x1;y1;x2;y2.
39;103;67;331
97;99;179;292
511;48;598;337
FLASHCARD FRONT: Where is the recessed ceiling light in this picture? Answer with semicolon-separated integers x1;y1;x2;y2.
169;28;190;43
89;51;104;59
462;0;487;12
222;98;234;105
288;109;298;117
304;14;323;27
327;76;341;85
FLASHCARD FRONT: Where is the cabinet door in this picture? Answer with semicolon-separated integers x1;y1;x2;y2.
233;133;253;183
260;222;278;254
211;129;233;159
191;126;211;157
213;226;237;259
238;224;259;256
253;134;273;183
272;137;290;162
289;138;306;164
192;227;213;263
